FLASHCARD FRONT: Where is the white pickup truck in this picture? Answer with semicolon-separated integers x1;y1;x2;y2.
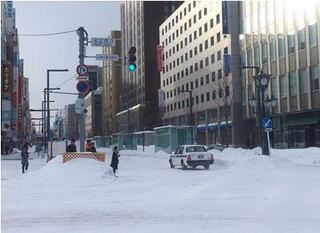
169;145;214;170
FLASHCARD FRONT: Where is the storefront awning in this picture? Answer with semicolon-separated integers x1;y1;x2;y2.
219;121;232;129
197;124;207;132
207;123;218;131
286;117;320;127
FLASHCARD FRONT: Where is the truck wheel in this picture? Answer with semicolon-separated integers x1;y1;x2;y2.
169;158;175;168
181;160;187;170
204;165;210;170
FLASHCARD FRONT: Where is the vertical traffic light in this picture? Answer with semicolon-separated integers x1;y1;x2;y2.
128;47;136;71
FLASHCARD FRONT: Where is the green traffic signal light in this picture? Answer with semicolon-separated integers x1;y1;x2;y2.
128;63;136;71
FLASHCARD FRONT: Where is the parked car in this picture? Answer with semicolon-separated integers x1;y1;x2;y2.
207;144;226;152
169;145;214;170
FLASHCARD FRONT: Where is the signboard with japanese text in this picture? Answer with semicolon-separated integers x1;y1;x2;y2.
2;63;11;93
95;54;119;61
156;45;164;72
222;1;229;34
91;37;115;47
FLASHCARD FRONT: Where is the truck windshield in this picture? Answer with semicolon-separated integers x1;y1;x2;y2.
186;146;206;153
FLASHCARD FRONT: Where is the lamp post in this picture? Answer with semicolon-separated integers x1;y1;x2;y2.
46;69;68;159
178;90;194;144
248;71;277;155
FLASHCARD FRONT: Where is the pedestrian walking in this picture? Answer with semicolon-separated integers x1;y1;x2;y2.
90;141;96;152
21;143;29;174
66;138;77;152
85;139;92;152
110;146;120;176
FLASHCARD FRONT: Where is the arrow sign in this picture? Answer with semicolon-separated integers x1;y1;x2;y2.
262;117;272;129
76;80;89;94
95;54;119;61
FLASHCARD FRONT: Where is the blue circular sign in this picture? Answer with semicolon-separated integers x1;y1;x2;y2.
76;81;89;94
262;117;272;129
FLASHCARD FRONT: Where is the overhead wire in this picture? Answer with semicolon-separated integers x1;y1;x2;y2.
55;74;78;88
19;29;77;37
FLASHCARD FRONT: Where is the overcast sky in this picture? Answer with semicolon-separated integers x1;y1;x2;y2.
15;1;121;124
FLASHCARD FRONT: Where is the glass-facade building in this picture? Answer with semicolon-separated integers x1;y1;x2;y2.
240;0;320;148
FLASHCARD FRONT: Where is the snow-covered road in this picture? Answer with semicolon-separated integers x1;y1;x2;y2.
2;144;320;233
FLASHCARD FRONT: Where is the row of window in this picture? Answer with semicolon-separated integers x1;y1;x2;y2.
162;47;228;85
242;24;318;66
162;1;220;37
163;68;224;90
164;86;230;113
162;16;218;47
164;32;223;60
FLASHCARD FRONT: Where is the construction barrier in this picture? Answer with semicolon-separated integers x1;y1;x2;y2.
62;152;106;163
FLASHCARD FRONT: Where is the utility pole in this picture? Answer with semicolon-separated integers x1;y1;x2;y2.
77;27;88;152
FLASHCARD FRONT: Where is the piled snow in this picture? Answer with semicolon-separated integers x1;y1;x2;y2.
2;143;320;233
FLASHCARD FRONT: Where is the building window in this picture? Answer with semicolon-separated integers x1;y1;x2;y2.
299;68;307;94
247;49;253;66
217;32;221;42
201;94;204;103
210;36;214;45
270;38;276;61
224;47;228;54
181;55;184;63
278;35;285;58
193;1;196;8
186;83;189;91
189;50;193;58
189;19;192;27
298;28;306;50
162;80;165;87
185;37;188;46
188;3;191;12
287;33;295;54
271;78;278;99
205;40;208;49
310;64;319;91
174;103;177;110
178;102;181;109
280;74;287;98
182;100;185;108
205;57;209;66
210;18;214;28
191;81;194;89
195;62;198;71
184;7;186;16
206;74;209;84
184;22;187;31
211;72;216;81
190;65;193;74
194;30;197;40
254;46;260;66
194;47;198;55
185;53;188;61
199;43;203;52
218;88;223;98
289;71;297;96
185;67;188;76
193;15;197;24
212;90;216;100
218;69;222;79
200;60;203;69
226;86;230;96
216;14;220;24
198;10;202;20
309;23;318;48
199;27;202;36
181;70;184;78
211;54;215;64
196;96;199;104
174;89;177;96
204;23;208;32
200;77;204;86
217;51;221;61
189;34;192;43
195;79;199;88
262;42;268;63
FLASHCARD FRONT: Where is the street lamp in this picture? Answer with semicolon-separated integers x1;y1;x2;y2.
47;69;68;159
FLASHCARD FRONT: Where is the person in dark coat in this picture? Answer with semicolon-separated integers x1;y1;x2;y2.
66;138;77;152
110;146;120;176
21;143;29;174
90;142;96;152
85;139;92;152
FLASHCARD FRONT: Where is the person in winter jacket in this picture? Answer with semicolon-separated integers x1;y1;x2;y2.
85;139;92;152
110;146;120;175
66;138;77;152
90;142;96;152
21;143;29;174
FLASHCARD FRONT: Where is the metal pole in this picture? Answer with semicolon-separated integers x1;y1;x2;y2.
266;131;271;156
189;91;194;144
46;71;50;158
77;27;87;152
261;88;270;155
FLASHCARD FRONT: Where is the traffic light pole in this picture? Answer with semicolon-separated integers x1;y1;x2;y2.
77;27;88;152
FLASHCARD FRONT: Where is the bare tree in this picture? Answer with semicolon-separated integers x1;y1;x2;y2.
211;74;233;147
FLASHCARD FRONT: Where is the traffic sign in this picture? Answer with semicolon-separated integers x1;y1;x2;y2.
76;80;89;94
75;98;85;114
91;37;115;47
95;54;119;61
262;117;272;129
76;75;89;81
76;64;88;76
